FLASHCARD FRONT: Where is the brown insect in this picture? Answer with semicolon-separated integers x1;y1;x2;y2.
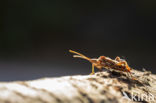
69;50;135;79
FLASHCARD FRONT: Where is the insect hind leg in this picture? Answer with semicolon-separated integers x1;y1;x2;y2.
115;56;121;62
127;72;137;80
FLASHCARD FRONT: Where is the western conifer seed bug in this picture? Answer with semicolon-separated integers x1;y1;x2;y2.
69;50;135;80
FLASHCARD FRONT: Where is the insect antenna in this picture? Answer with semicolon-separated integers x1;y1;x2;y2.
69;50;91;61
69;50;97;75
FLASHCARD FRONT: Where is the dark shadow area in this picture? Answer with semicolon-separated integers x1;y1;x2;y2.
0;0;156;81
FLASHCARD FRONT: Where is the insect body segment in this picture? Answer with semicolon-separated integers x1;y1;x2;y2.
69;50;133;79
98;56;131;72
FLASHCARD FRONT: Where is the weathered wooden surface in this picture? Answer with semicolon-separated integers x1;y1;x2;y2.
0;69;156;103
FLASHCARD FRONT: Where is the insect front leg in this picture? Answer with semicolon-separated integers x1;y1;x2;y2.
90;63;95;75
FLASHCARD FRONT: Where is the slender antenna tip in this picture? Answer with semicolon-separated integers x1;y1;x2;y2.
69;50;73;52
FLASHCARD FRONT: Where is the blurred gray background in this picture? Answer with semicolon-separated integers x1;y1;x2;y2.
0;0;156;81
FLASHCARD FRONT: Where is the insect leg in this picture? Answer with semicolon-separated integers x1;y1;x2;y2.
116;61;125;66
127;72;136;80
90;63;95;75
115;56;121;62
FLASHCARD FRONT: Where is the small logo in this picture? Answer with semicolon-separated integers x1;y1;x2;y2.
121;91;155;102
